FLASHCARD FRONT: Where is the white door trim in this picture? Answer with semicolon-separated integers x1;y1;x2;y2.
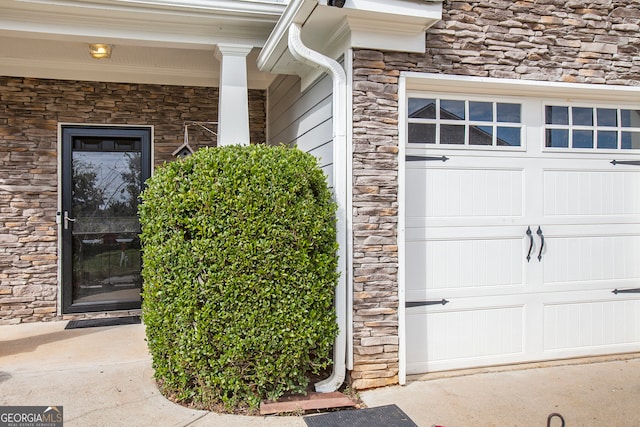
398;74;408;384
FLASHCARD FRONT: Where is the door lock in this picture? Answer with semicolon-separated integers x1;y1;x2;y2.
63;211;76;230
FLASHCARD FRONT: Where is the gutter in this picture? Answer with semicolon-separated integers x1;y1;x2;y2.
288;21;348;393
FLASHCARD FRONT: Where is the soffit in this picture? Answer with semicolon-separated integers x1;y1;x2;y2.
0;0;285;88
0;35;275;88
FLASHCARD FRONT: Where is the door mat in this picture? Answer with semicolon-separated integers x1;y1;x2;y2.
65;315;140;329
304;404;418;427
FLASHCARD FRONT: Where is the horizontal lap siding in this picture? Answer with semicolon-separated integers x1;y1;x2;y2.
267;74;334;188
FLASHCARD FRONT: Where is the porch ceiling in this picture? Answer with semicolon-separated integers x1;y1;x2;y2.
0;0;286;88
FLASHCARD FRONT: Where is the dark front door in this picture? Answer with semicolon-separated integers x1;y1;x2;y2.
61;126;151;313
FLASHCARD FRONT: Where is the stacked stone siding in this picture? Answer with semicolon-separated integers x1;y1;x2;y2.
0;76;266;324
351;50;401;390
351;0;639;388
423;0;640;83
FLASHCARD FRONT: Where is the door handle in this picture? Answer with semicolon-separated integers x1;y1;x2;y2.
526;226;533;262
537;226;545;261
64;211;76;230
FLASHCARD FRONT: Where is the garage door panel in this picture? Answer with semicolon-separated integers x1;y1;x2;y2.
542;234;640;286
407;217;534;228
404;96;640;375
406;225;528;240
406;238;524;293
543;298;640;352
406;303;524;373
406;167;524;218
544;169;640;217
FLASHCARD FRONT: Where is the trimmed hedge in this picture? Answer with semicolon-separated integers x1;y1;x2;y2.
139;145;338;410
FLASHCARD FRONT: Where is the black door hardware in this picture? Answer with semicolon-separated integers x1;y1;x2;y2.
611;160;640;166
406;299;450;308
526;226;533;262
537;226;545;262
612;288;640;294
405;155;449;162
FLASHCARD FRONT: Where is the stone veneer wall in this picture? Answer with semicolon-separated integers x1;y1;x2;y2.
351;0;640;389
0;76;266;324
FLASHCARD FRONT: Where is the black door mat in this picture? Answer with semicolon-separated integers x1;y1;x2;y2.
304;404;418;427
65;315;140;329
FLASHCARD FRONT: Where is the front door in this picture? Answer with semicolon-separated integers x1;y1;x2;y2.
61;126;151;313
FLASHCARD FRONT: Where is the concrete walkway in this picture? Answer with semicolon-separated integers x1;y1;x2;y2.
1;321;639;427
0;321;303;427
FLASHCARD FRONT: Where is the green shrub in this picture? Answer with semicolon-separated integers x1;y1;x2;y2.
139;144;338;411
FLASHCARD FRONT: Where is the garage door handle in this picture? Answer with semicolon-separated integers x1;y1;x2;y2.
526;226;533;262
406;299;449;308
537;226;545;262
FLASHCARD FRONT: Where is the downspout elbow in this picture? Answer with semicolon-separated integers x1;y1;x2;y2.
288;22;347;393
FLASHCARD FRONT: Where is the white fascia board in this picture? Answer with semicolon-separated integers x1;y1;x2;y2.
257;0;317;73
9;0;287;19
334;0;441;22
346;16;427;53
404;72;640;102
0;0;286;47
0;22;274;49
337;0;441;53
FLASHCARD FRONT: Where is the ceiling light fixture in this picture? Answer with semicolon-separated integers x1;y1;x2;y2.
88;44;113;59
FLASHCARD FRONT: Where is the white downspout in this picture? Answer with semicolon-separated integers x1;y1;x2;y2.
288;22;348;393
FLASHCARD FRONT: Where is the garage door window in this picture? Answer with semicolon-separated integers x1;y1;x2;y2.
545;105;640;150
408;98;522;147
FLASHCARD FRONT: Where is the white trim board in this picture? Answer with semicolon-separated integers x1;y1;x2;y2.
403;73;640;102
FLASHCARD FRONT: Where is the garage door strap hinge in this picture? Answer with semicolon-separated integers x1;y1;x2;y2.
612;288;640;294
406;155;449;162
611;160;640;166
406;299;450;308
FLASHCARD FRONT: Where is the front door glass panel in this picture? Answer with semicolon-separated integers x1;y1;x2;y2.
62;127;151;313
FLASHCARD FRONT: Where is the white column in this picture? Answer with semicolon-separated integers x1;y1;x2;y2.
214;44;252;146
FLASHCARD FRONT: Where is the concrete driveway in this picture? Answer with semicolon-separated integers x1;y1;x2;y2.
1;320;639;426
361;357;640;427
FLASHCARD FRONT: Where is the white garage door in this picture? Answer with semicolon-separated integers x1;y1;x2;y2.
404;95;640;374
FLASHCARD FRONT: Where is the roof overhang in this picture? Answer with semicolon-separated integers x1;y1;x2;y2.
258;0;443;79
0;0;287;47
0;0;287;88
